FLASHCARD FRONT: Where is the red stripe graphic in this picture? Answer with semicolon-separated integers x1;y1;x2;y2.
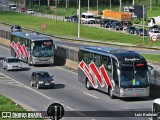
78;61;95;87
11;41;28;58
11;41;20;58
100;66;113;88
22;45;28;58
17;42;24;57
90;62;103;87
78;61;113;89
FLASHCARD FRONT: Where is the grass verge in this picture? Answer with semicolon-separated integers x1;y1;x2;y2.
0;11;160;47
141;54;160;64
0;94;43;120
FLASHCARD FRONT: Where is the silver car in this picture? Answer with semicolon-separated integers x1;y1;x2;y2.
3;57;22;71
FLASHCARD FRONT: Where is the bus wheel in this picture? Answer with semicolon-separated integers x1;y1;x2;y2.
86;79;92;90
109;88;115;99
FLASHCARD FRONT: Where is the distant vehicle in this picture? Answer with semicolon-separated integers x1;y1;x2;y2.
30;71;55;89
78;46;153;99
3;57;22;71
63;16;70;22
70;16;78;23
101;10;131;25
11;25;22;32
100;19;109;27
126;26;136;34
135;28;148;36
11;32;56;66
111;22;123;30
148;16;160;28
19;8;27;12
27;9;34;14
148;29;160;39
8;4;17;11
152;98;160;120
81;12;96;24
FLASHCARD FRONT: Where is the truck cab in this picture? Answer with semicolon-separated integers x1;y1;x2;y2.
81;12;96;24
8;4;17;11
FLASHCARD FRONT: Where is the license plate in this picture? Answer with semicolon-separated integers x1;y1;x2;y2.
45;83;50;85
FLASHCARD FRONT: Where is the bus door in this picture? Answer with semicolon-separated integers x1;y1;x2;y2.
111;57;120;97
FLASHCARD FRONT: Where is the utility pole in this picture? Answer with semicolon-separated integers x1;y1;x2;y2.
150;0;152;11
78;0;80;39
88;0;89;12
119;0;122;12
55;0;57;22
110;0;111;10
143;5;145;41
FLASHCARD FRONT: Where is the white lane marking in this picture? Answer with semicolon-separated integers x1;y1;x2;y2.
76;111;86;117
0;72;75;112
0;72;53;100
148;118;152;120
83;92;99;99
0;76;8;78
66;106;75;111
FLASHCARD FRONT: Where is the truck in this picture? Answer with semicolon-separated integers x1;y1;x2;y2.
8;4;17;11
101;10;132;25
81;12;96;24
148;16;160;30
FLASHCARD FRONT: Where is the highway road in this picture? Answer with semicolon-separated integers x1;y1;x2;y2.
0;42;155;120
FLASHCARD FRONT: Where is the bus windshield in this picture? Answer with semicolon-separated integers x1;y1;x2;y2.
120;62;149;88
32;40;54;57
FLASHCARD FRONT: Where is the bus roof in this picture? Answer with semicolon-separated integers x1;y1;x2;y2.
153;98;160;105
11;32;53;41
79;46;146;61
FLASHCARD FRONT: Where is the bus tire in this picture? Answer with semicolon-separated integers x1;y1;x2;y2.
109;88;115;99
85;79;92;90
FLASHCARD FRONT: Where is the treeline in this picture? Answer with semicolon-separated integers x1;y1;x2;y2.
26;0;160;7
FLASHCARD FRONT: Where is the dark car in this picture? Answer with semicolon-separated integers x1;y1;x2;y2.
30;71;55;89
11;25;22;32
111;22;123;30
126;26;136;34
136;28;148;36
64;16;70;22
70;16;78;23
100;19;114;28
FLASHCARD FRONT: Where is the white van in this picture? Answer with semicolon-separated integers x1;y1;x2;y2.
81;12;96;24
152;98;160;120
8;4;17;10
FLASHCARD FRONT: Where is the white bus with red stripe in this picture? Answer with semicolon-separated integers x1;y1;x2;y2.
78;47;153;99
11;32;56;65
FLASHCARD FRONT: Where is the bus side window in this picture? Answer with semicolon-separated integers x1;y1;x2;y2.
112;58;119;85
83;51;90;64
94;54;101;67
101;56;112;72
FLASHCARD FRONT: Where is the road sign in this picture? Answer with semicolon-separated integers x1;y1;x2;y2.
151;35;158;42
41;23;46;29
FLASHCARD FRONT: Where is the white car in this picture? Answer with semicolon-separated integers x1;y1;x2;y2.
148;29;160;39
3;57;22;71
27;9;34;14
